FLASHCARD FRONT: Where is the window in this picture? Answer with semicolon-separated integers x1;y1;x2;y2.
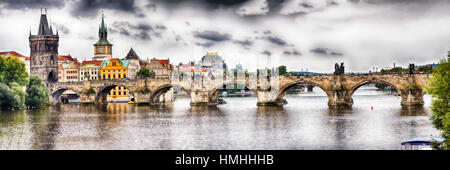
98;48;103;53
124;91;127;95
118;92;121;95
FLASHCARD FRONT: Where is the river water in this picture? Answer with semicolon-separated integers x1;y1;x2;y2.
0;85;440;150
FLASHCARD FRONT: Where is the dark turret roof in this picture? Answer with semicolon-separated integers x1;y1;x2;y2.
33;13;57;37
94;13;113;46
124;47;139;60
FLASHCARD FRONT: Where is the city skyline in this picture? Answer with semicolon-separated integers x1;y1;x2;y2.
0;0;449;72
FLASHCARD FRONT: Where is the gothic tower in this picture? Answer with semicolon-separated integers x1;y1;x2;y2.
29;9;59;84
93;13;113;61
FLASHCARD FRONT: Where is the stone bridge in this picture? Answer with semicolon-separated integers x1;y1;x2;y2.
48;73;431;106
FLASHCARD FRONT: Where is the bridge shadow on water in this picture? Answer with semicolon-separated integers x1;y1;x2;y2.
397;105;429;116
187;105;225;117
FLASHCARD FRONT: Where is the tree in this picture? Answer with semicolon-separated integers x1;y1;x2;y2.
25;75;49;108
0;56;29;87
0;83;25;109
278;65;287;76
136;67;150;79
425;52;450;150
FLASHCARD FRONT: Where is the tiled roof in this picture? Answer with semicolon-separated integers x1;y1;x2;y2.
0;51;27;58
81;60;103;66
58;54;78;62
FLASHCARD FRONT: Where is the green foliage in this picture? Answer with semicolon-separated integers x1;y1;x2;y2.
401;83;421;91
136;67;151;79
425;52;450;150
329;85;348;91
25;75;49;108
278;65;287;76
0;56;29;87
0;83;25;109
135;87;151;94
375;83;387;90
81;88;96;95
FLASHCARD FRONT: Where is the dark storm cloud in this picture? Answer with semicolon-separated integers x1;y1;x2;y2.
193;30;231;42
0;0;65;9
195;42;214;48
233;39;253;49
70;0;140;18
300;2;313;8
310;48;343;56
261;50;272;56
266;36;287;46
110;21;166;41
153;0;251;9
283;49;301;56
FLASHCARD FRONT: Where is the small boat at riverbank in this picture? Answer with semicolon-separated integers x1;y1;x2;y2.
401;136;445;150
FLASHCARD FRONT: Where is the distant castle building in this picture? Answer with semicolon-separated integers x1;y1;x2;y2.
29;9;59;84
93;13;113;61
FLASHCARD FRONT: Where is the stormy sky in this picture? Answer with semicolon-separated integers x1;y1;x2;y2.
0;0;449;72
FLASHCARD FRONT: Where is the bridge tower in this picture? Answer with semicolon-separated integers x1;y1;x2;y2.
29;9;59;84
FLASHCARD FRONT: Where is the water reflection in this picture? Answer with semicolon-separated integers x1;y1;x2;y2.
0;85;441;150
398;106;428;116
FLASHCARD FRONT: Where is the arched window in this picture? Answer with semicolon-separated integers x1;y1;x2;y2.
50;56;54;65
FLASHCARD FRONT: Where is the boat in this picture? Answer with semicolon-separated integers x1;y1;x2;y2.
128;101;135;104
401;136;445;150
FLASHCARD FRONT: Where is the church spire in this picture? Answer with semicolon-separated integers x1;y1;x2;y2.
94;11;112;46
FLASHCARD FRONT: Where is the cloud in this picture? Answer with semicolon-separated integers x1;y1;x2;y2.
310;48;343;56
58;25;69;34
70;0;140;18
266;36;287;46
0;0;65;9
193;30;231;42
283;49;301;56
233;39;253;49
195;42;214;48
110;21;166;41
261;50;272;56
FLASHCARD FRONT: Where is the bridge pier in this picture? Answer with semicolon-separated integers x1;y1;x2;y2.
134;92;151;105
79;94;96;105
256;90;286;106
190;90;217;106
400;88;424;106
327;88;354;106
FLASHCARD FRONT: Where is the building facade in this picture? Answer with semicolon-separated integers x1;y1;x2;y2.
92;13;113;61
29;11;59;84
100;58;130;101
59;61;80;82
147;58;173;78
80;60;103;81
124;48;141;79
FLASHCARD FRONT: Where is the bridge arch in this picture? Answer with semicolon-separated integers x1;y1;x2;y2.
208;82;254;104
275;80;331;105
149;84;191;104
96;84;135;104
347;78;403;98
51;88;80;104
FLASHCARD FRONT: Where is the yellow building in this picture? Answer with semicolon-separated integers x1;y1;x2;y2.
100;58;130;101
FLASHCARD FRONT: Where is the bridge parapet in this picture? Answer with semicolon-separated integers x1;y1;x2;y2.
48;74;431;106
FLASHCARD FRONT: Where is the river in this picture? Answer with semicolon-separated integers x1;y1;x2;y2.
0;84;440;150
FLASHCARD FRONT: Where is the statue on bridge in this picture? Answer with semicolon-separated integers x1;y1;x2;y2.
334;62;345;75
409;63;415;74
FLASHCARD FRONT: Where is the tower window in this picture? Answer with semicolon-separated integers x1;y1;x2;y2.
98;48;103;53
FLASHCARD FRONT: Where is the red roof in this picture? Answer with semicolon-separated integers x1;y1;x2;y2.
0;51;27;58
81;60;103;66
58;54;78;62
